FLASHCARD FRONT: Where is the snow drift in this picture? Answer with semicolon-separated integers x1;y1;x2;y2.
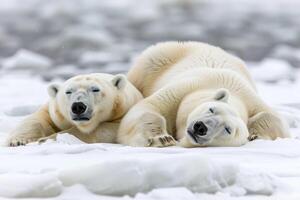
0;140;281;198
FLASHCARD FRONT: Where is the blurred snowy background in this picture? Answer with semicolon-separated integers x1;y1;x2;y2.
1;0;300;199
0;0;300;81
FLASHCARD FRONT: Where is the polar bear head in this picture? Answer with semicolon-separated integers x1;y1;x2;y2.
185;89;249;147
47;73;142;133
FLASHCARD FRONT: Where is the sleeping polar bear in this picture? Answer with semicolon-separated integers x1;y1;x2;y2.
6;73;143;146
117;41;290;147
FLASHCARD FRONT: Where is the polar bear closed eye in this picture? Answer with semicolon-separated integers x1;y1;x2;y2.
6;73;143;146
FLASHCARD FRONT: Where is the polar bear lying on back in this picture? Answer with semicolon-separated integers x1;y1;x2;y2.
117;41;290;147
7;73;143;146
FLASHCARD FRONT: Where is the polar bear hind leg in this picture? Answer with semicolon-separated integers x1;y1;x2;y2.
248;111;290;140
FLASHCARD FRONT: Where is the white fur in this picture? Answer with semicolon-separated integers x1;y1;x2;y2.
118;41;290;147
6;73;143;146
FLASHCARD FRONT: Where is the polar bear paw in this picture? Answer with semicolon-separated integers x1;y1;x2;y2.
248;111;289;140
248;134;259;141
7;135;39;147
147;134;176;147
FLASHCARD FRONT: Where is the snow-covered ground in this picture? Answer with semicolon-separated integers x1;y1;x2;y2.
0;64;300;199
1;0;300;199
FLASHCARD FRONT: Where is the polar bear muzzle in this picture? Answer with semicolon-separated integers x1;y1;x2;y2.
187;118;220;145
190;121;208;136
72;102;87;115
67;91;93;122
70;100;92;121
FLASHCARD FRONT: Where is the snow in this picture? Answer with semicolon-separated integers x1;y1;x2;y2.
0;0;300;199
271;45;300;67
60;28;114;49
58;151;279;196
4;105;40;117
0;64;300;199
249;59;295;83
43;64;79;81
80;51;122;65
1;49;52;71
0;173;62;198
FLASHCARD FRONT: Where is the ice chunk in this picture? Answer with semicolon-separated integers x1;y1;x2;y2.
2;49;52;70
55;133;86;145
34;133;86;146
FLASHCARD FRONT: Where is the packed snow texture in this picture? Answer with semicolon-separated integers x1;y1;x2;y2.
0;141;282;198
1;0;300;199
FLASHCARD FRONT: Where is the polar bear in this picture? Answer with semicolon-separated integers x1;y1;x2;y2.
6;73;143;146
117;41;290;147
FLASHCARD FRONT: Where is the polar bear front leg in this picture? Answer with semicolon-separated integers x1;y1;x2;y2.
139;112;176;147
7;121;55;146
6;105;58;146
118;111;176;147
248;111;290;140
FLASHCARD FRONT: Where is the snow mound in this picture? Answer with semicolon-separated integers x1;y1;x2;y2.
4;105;40;116
0;143;282;198
58;154;279;196
40;133;86;145
0;173;62;198
250;59;294;82
135;187;197;200
276;105;300;128
271;45;300;67
1;49;52;70
232;171;278;196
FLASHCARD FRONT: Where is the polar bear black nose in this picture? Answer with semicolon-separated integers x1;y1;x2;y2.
193;121;208;136
71;102;87;115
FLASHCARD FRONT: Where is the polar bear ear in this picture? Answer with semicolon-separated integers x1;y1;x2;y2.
48;83;60;98
214;88;229;103
112;74;127;90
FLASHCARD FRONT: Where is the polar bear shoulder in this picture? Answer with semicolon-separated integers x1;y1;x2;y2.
127;41;256;97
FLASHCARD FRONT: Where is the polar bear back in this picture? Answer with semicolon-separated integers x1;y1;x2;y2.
128;41;256;97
